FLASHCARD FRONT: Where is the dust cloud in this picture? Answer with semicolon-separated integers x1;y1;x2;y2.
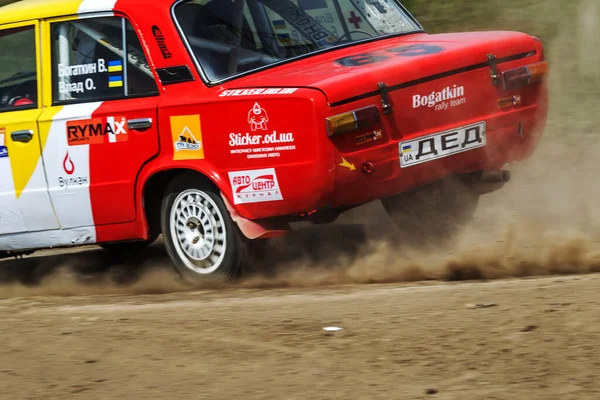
255;3;600;287
238;0;600;288
1;2;599;297
0;248;191;298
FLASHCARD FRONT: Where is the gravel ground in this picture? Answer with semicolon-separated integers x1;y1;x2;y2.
1;265;599;400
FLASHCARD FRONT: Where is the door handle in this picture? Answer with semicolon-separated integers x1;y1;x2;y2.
11;129;34;143
127;118;153;131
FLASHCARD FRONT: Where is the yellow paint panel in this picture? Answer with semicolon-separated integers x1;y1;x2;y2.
0;20;42;198
0;18;64;197
170;115;205;161
0;0;84;25
2;109;44;197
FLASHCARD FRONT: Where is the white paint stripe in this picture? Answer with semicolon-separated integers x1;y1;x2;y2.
0;131;59;239
107;116;116;143
77;0;118;14
0;153;27;235
43;103;102;232
18;157;62;232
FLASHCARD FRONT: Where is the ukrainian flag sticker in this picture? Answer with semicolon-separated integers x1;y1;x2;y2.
109;75;123;88
108;60;123;72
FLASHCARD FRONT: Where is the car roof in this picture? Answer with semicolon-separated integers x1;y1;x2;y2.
0;0;173;26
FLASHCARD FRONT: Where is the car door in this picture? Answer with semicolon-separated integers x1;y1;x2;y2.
38;14;161;231
0;21;60;237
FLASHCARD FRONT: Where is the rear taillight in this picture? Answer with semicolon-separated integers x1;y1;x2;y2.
326;105;380;137
503;61;549;90
532;36;545;61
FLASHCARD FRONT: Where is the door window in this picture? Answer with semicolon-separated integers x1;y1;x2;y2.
50;16;159;105
0;26;38;111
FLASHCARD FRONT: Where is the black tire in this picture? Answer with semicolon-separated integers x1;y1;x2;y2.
100;235;158;256
161;174;245;284
381;175;480;247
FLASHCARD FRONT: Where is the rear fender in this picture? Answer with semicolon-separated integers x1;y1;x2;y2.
137;159;263;233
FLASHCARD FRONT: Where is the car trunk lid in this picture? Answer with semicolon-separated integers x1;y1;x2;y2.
224;31;539;107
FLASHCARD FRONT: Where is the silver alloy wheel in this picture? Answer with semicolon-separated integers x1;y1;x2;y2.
169;189;227;275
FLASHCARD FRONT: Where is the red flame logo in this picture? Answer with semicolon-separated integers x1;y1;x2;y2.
63;152;75;175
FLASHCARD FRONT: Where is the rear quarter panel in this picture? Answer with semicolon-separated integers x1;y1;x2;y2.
113;2;335;222
140;87;336;220
324;53;548;206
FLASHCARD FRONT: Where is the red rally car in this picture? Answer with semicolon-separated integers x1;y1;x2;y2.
0;0;548;282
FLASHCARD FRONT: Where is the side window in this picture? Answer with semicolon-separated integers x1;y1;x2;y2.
0;26;38;111
51;17;159;104
175;0;268;81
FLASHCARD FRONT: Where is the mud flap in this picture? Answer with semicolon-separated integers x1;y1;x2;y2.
220;194;291;240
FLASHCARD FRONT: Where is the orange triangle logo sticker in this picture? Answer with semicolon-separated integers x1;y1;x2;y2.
170;115;204;160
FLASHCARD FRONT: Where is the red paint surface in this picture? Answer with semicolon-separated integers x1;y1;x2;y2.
84;1;548;242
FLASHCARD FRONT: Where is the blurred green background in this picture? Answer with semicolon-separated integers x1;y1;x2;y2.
401;0;600;135
1;0;598;134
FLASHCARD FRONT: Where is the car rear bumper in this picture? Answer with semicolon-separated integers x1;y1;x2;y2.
329;105;546;207
228;93;547;222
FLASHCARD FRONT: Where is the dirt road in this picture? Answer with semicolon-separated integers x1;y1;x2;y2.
1;256;600;400
2;157;600;400
2;99;600;400
2;1;598;397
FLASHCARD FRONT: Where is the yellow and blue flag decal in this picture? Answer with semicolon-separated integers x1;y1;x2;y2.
108;60;123;72
273;20;286;30
277;33;292;44
108;75;123;88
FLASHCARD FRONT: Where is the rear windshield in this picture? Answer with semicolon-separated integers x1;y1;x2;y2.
173;0;421;82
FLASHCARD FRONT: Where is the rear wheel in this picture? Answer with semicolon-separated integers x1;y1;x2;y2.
381;175;480;247
161;174;244;284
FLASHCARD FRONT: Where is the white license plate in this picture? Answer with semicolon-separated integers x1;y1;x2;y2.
399;121;486;168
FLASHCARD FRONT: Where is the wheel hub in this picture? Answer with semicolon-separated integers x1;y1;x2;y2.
169;190;227;275
184;218;204;245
